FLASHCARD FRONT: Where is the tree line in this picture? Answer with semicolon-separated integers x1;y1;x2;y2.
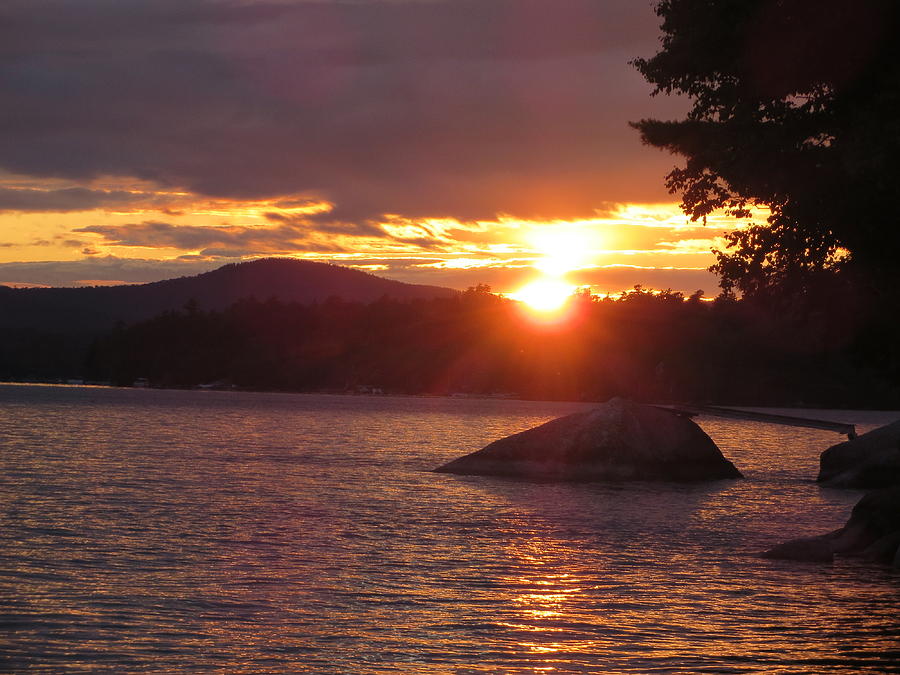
69;284;898;407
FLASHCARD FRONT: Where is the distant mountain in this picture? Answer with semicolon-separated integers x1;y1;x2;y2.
0;258;458;334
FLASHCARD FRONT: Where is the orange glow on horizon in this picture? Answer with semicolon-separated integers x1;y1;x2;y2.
509;279;576;312
529;228;595;277
0;192;741;293
509;227;590;315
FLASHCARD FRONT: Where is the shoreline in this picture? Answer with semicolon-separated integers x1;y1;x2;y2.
2;379;898;412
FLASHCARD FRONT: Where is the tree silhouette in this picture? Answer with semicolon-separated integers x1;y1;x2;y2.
631;0;900;294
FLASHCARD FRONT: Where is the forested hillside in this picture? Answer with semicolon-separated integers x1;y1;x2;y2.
80;286;899;407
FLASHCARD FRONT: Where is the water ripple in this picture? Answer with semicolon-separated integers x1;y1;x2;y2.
1;385;899;673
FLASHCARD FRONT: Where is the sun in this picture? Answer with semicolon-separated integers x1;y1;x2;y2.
509;228;593;312
509;279;576;312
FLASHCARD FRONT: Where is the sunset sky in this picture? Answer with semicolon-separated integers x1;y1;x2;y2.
0;0;761;295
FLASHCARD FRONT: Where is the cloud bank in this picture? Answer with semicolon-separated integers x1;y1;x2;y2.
0;0;685;223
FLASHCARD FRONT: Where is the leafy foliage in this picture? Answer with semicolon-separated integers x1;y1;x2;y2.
631;0;900;294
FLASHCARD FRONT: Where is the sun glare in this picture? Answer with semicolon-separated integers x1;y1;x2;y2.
509;228;592;313
510;279;576;312
531;229;592;277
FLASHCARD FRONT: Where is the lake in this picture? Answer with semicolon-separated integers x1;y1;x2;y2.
1;384;898;673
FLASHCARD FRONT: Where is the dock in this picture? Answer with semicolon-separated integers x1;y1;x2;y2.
658;404;857;440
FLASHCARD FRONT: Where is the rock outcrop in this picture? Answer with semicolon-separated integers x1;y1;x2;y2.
435;398;742;482
817;419;900;489
763;487;900;566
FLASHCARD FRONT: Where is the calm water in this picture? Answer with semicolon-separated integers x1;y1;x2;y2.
2;384;899;673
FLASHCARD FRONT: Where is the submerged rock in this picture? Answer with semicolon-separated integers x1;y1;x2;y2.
434;398;742;482
763;487;900;566
817;419;900;489
761;535;838;563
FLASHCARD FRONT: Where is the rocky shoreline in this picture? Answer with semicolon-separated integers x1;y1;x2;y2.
436;399;899;568
764;419;900;567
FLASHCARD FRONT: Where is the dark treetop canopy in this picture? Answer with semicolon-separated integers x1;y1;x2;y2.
631;0;900;297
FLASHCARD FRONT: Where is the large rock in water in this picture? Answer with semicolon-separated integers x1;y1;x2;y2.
763;487;900;566
434;398;742;482
817;419;900;488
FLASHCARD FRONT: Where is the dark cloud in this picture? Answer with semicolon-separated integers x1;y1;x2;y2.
0;0;686;224
0;186;165;212
75;220;355;253
0;256;223;287
337;257;439;269
265;211;387;238
0;236;85;248
72;214;455;256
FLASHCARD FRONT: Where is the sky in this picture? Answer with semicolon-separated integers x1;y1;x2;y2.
0;0;760;295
